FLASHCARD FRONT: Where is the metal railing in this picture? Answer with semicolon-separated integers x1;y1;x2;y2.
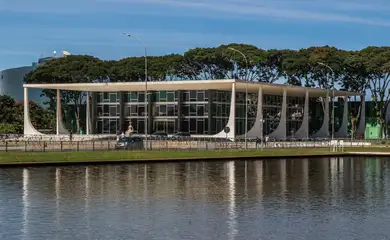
0;137;377;152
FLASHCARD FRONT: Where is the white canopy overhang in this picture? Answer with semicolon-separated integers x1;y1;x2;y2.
23;79;360;97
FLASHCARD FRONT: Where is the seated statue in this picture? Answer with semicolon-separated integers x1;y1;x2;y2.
125;123;134;137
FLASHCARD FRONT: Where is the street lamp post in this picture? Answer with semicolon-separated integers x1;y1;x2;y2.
122;33;148;149
318;62;335;140
228;47;249;149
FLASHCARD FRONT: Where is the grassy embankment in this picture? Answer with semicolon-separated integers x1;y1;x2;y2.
0;147;389;165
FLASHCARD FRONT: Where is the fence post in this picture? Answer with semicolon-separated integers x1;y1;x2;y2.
60;141;63;152
107;139;110;151
77;141;80;151
93;141;95;151
5;141;8;152
43;141;46;152
25;141;27;152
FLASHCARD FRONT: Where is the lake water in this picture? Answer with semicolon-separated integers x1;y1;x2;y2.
0;157;390;240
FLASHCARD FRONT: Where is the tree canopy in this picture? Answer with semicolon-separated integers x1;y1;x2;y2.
0;95;54;134
24;43;390;137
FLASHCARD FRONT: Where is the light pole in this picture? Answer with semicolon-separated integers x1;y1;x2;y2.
228;47;249;149
122;33;148;149
318;62;335;140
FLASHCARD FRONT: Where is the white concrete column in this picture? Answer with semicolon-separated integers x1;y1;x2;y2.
312;92;330;138
212;82;236;139
86;92;90;135
231;83;236;139
335;96;348;138
56;89;69;135
244;87;263;138
295;90;309;139
259;87;263;140
357;95;366;135
268;88;287;140
23;88;43;136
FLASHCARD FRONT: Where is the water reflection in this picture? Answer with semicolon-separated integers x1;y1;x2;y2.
22;169;29;240
227;161;237;240
0;157;390;239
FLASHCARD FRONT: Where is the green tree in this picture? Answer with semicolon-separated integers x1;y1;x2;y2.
0;123;19;134
181;47;233;80
361;46;390;138
0;95;18;124
339;50;369;139
25;55;108;132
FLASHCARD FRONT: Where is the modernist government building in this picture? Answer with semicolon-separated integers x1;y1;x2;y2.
23;79;366;140
0;57;53;104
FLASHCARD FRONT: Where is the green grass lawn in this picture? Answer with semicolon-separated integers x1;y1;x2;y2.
0;147;389;164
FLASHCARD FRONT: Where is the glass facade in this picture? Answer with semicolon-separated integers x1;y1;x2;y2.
91;88;327;138
181;90;209;134
286;96;304;138
263;94;283;136
96;92;120;134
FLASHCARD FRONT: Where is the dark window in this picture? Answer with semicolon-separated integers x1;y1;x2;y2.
190;104;197;116
138;93;145;102
124;93;130;103
137;119;145;134
160;91;167;101
190;118;196;133
190;91;197;101
103;105;109;116
110;93;117;103
167;121;175;134
182;105;189;116
197;105;204;116
103;119;109;133
182;119;189;132
204;104;209;116
103;92;109;102
197;120;204;134
97;120;102;133
138;106;145;116
182;92;189;102
197;91;205;101
167;92;174;102
130;105;137;116
109;106;117;116
159;105;167;116
109;119;118;133
130;92;137;101
167;105;175;116
97;106;103;116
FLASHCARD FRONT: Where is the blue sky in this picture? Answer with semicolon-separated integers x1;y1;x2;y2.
1;0;390;70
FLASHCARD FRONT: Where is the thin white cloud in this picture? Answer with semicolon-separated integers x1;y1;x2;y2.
100;0;390;26
2;0;389;26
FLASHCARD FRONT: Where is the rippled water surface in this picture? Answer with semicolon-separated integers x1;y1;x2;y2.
1;157;390;240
